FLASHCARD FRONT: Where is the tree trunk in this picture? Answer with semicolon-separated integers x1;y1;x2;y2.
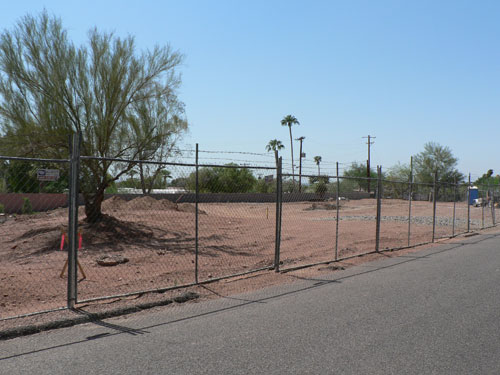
83;185;106;223
139;162;147;195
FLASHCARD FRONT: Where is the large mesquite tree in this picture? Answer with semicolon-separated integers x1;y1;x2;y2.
0;12;187;222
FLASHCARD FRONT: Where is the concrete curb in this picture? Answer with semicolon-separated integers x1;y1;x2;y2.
0;291;199;341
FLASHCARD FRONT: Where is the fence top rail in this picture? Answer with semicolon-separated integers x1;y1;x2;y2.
80;156;276;170
0;155;70;163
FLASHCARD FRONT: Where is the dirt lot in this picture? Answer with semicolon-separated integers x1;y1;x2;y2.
1;196;497;325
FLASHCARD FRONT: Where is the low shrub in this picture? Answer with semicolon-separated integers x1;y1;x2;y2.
22;197;33;214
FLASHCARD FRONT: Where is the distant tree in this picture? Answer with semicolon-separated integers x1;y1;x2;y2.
130;85;187;194
0;12;186;222
474;169;499;188
387;162;411;182
314;180;328;199
281;179;296;193
314;156;322;176
384;162;412;199
254;177;275;194
280;115;300;179
186;164;257;193
413;142;464;184
342;162;378;191
266;139;285;169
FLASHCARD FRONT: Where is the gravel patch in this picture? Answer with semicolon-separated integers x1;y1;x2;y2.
313;215;481;227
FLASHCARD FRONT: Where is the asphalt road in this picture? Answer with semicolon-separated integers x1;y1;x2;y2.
1;233;500;374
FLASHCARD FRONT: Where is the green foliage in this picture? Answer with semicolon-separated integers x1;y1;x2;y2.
314;181;328;198
186;164;257;193
266;139;285;170
413;142;464;184
5;161;38;193
0;12;186;222
254;178;276;194
105;181;119;194
0;203;4;213
387;162;411;182
342;162;378;192
383;162;412;199
1;160;67;193
281;179;296;193
265;139;284;153
21;197;33;214
474;169;500;189
116;169;171;191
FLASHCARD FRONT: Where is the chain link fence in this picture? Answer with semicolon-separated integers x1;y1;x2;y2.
0;156;70;319
1;143;499;325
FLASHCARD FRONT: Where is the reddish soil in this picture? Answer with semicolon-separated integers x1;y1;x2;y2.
0;196;497;330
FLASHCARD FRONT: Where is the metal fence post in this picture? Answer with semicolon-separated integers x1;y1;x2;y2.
493;184;497;226
274;157;282;272
452;178;457;237
481;187;485;229
432;172;437;242
195;143;199;283
375;166;382;252
335;162;340;260
407;156;413;247
489;185;494;226
467;173;471;232
67;132;81;308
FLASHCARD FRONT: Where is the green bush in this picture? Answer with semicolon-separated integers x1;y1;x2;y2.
315;181;328;198
22;197;33;214
0;203;4;213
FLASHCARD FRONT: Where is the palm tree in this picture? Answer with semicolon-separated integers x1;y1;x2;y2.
314;156;322;176
159;169;172;188
266;139;285;170
281;115;300;180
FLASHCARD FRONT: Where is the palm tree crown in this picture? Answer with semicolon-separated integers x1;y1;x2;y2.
266;139;284;169
281;115;300;180
266;139;284;152
314;156;322;176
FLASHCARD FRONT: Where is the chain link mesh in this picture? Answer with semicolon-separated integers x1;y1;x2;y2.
0;158;70;319
2;153;500;324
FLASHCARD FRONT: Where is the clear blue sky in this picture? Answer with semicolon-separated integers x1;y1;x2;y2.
1;0;499;179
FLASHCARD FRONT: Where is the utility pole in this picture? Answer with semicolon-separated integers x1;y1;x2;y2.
362;135;376;193
296;136;306;193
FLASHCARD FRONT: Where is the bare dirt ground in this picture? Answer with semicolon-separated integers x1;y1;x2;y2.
1;196;498;334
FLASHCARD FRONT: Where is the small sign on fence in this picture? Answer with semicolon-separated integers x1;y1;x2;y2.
37;169;60;181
